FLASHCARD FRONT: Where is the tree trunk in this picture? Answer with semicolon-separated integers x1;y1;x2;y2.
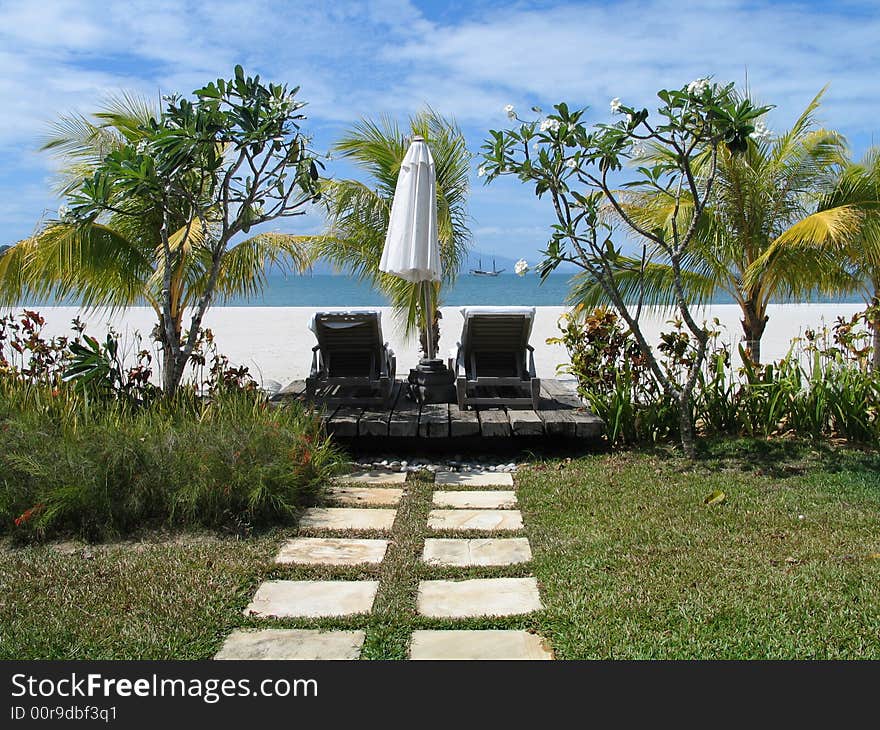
873;323;880;374
871;290;880;374
155;309;185;396
740;299;768;365
678;390;696;460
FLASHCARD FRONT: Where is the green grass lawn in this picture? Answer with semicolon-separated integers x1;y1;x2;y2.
2;439;879;659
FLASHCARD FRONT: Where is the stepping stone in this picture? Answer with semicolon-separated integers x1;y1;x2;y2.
409;630;553;660
245;580;379;618
428;509;523;532
417;577;542;618
300;507;396;531
338;471;407;485
435;471;514;487
215;629;365;660
433;490;517;509
328;486;403;506
275;537;389;566
422;538;532;567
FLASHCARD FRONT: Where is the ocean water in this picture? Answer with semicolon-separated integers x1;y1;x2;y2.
223;272;865;307
14;272;867;308
225;272;575;306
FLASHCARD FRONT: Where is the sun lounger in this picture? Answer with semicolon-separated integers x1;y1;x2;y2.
306;310;396;406
451;306;540;410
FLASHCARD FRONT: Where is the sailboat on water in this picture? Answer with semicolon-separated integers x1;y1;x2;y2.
469;257;505;277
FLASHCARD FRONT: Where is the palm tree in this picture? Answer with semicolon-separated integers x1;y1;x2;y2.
312;109;471;351
754;147;880;369
570;89;856;364
0;95;310;388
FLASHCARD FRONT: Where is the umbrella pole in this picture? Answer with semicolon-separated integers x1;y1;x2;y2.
422;280;434;360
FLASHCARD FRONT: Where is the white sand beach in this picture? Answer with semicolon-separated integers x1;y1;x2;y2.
6;303;867;387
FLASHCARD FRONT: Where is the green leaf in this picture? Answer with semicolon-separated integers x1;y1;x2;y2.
704;490;726;506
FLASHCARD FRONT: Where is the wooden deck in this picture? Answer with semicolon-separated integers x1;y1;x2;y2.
272;379;604;443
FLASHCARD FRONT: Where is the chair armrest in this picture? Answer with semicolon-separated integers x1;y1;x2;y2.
447;346;457;372
453;344;465;375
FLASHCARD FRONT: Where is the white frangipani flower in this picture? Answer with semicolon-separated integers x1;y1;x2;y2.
687;78;710;95
750;120;772;140
610;97;622;113
565;159;577;169
514;258;529;276
540;118;561;133
504;103;516;120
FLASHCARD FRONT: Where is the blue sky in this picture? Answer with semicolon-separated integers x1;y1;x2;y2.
1;0;879;264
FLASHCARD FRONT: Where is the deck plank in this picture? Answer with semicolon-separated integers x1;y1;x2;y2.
540;380;603;438
389;384;420;438
477;407;512;437
448;403;480;437
358;382;401;437
327;406;362;438
274;379;307;400
508;409;545;436
419;403;450;438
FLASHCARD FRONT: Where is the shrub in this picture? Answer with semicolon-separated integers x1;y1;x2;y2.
554;307;880;447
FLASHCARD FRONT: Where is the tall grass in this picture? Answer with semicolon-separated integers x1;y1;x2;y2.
0;381;340;542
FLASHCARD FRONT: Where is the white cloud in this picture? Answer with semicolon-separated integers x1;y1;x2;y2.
1;0;879;259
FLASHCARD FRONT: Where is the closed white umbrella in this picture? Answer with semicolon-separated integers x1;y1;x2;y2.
380;135;441;359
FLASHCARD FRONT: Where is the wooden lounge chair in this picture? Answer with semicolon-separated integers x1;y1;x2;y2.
451;306;540;410
306;310;396;406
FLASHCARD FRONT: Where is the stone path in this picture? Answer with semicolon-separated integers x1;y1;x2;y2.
245;580;379;618
299;507;396;531
414;469;551;659
339;470;407;485
427;508;524;531
422;537;532;567
216;629;365;660
275;537;389;566
328;486;403;506
432;490;517;509
215;469;552;660
435;471;514;487
409;630;552;660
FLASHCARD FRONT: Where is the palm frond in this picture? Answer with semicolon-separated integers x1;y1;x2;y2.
0;223;151;310
567;257;717;313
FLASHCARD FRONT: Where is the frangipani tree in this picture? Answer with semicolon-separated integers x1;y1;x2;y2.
568;88;853;364
482;81;768;457
312;110;471;350
0;67;321;395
